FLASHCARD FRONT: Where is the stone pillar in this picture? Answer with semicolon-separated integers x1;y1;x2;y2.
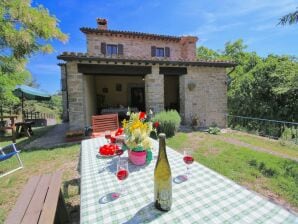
66;62;85;129
145;65;164;113
60;64;68;122
179;73;192;124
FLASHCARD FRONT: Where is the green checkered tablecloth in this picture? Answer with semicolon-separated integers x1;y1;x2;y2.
80;138;298;224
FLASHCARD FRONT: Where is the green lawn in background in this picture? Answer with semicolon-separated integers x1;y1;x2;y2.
223;132;298;158
167;131;298;212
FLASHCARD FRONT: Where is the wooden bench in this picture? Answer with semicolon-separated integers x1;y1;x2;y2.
92;113;119;138
5;171;69;224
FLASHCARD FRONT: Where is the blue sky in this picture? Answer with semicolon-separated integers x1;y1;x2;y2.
28;0;298;94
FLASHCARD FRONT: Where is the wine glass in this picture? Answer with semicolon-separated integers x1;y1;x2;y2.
183;148;194;180
112;158;129;199
105;130;111;143
115;137;124;159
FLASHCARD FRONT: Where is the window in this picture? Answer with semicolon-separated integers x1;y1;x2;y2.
151;46;170;57
101;43;123;56
107;44;118;55
156;48;165;57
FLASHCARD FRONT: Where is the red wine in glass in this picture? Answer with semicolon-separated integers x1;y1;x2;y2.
116;149;124;156
104;130;111;143
117;169;129;180
112;159;129;199
183;155;194;164
183;148;194;180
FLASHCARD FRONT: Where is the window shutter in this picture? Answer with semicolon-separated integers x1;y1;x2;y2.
118;44;123;55
151;46;156;57
165;47;170;57
101;42;106;54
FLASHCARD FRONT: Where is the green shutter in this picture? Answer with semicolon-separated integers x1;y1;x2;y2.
165;47;170;57
151;46;156;57
101;42;106;54
118;44;123;55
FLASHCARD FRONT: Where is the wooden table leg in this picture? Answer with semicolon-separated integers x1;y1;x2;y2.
16;125;20;138
11;118;16;143
12;125;16;143
55;191;70;224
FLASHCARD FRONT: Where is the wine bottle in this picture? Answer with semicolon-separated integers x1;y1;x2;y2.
154;133;172;211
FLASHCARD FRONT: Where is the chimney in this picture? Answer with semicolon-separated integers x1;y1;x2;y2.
97;18;108;30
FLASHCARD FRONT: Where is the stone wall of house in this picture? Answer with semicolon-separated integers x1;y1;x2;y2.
180;66;227;128
60;64;68;121
86;34;197;61
145;65;164;113
64;62;227;129
66;61;85;129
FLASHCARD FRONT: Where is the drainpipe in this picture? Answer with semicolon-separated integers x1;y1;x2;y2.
227;66;236;76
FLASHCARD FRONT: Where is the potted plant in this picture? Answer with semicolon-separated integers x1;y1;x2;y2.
122;111;155;165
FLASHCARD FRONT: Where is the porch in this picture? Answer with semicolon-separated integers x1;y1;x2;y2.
58;54;234;129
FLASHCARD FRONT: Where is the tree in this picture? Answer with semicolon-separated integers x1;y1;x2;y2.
197;39;298;122
0;0;67;59
197;46;220;60
279;8;298;25
0;0;68;108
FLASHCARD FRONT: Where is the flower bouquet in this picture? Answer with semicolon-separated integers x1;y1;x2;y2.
122;111;154;165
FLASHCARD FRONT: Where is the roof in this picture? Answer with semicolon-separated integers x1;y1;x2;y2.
57;52;236;68
80;28;182;41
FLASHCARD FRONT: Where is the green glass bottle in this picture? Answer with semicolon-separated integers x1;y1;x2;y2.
154;133;172;211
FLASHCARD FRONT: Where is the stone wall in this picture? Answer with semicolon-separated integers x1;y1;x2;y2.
64;62;227;129
66;62;85;129
86;34;197;61
60;64;68;121
180;66;227;127
145;65;164;113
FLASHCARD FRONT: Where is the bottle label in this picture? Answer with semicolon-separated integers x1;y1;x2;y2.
158;189;171;210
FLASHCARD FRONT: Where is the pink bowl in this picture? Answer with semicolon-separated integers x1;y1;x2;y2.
128;150;146;165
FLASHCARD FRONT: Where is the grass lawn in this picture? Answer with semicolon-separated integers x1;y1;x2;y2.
1;128;297;222
223;131;298;158
0;129;80;223
167;131;298;213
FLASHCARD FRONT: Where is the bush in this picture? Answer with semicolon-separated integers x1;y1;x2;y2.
208;127;221;135
151;110;181;138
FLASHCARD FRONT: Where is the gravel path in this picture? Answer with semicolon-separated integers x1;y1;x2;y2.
218;136;298;162
24;123;71;149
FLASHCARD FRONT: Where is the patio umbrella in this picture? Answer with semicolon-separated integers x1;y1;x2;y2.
13;85;51;120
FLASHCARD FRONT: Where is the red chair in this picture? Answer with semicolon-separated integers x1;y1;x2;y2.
91;114;119;138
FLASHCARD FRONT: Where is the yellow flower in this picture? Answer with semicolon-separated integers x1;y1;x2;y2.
124;112;154;150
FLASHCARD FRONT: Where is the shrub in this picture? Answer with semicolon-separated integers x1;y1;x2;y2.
208;127;221;135
151;110;181;138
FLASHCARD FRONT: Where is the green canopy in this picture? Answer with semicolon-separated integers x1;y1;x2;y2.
13;85;51;101
13;85;51;120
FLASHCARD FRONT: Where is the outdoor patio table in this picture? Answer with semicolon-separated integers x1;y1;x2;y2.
80;137;298;224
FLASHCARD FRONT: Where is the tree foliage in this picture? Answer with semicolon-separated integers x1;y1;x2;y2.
197;39;298;122
279;8;298;25
0;0;67;107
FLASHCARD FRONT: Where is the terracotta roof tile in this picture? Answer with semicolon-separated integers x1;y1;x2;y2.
80;28;182;41
57;52;236;67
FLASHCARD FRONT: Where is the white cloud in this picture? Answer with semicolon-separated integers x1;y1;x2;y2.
188;22;243;36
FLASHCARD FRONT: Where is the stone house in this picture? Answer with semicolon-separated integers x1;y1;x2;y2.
58;18;235;130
